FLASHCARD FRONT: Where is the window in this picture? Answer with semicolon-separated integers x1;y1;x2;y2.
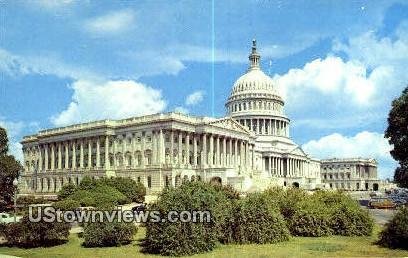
147;136;152;142
147;176;152;188
137;137;141;142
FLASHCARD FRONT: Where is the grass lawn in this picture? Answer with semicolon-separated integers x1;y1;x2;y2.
0;227;407;258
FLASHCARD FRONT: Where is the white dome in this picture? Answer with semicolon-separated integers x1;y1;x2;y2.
232;68;278;96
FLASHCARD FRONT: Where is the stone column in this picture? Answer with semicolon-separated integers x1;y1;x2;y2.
268;156;272;176
245;142;250;170
105;136;110;169
240;140;245;168
88;139;92;168
80;140;84;168
38;145;42;172
193;134;197;166
50;144;55;170
178;131;182;165
64;143;69;169
223;137;227;166
215;136;219;167
201;133;207;166
257;119;260;134
44;144;49;171
186;133;190;165
234;139;238;167
159;129;165;165
209;134;214;167
131;135;136;167
113;139;117;167
170;130;174;164
251;144;255;169
152;130;157;165
57;143;62;170
96;138;100;168
72;141;76;169
229;138;232;166
141;133;145;167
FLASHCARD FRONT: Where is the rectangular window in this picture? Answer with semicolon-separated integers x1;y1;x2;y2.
147;176;152;188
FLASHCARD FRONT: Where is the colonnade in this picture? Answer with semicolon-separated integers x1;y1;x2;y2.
237;118;289;136
263;156;308;177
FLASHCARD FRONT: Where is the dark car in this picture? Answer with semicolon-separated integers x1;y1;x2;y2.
132;204;146;213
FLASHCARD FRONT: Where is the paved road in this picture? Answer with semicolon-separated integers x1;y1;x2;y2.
366;208;396;225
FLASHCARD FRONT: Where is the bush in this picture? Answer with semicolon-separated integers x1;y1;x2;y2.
263;187;307;222
98;177;146;203
315;191;373;236
83;220;137;247
68;185;127;208
288;199;333;237
2;213;71;247
213;184;241;200
78;176;97;191
53;199;80;211
143;181;231;256
58;183;77;200
378;206;408;249
223;193;289;244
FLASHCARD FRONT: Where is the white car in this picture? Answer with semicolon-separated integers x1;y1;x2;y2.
0;212;22;224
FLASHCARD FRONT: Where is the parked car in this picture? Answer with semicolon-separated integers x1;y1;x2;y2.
368;198;396;209
132;203;146;213
0;212;22;224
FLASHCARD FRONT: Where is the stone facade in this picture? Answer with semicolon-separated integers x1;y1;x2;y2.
320;158;382;191
20;40;383;195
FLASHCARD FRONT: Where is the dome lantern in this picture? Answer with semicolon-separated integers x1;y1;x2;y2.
249;39;261;70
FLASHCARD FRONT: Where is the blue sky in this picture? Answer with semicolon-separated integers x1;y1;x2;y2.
1;0;407;179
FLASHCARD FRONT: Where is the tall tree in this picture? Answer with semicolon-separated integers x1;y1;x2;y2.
385;87;408;188
0;126;22;208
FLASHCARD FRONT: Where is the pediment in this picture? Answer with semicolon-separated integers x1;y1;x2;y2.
205;117;251;134
288;146;308;157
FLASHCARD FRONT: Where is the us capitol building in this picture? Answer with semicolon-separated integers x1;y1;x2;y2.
19;40;384;195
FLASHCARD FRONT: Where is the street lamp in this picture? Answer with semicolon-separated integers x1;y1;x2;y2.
12;177;18;223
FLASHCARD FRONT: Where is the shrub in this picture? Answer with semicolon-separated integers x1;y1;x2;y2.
53;199;80;211
263;187;307;222
98;177;146;203
224;193;289;244
68;185;127;208
58;183;77;200
288;199;333;237
78;176;97;191
213;184;241;200
378;206;408;249
2;213;70;247
83;220;137;247
143;181;231;256
315;191;373;236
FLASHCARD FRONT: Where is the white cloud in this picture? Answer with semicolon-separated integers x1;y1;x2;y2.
185;90;204;106
0;48;99;80
302;131;397;179
274;56;380;106
51;80;166;126
174;106;189;114
0;118;40;162
84;9;135;34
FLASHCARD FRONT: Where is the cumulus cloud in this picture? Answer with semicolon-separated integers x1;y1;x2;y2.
302;131;396;179
0;119;40;162
0;48;98;80
84;9;135;34
274;56;380;105
185;90;204;106
51;80;166;126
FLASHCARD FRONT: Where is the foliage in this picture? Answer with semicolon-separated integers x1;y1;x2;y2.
379;206;408;249
223;192;290;244
57;183;77;200
213;184;241;200
0;156;22;208
17;196;47;206
385;86;408;187
288;199;333;237
2;213;70;247
68;185;127;208
143;181;231;256
53;199;81;211
77;176;97;191
83;220;137;247
98;177;146;203
315;191;373;236
0;127;8;155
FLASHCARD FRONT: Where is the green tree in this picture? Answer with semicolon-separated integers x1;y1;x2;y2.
385;86;408;187
0;127;22;208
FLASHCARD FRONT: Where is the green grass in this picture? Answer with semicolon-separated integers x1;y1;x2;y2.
0;227;407;258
